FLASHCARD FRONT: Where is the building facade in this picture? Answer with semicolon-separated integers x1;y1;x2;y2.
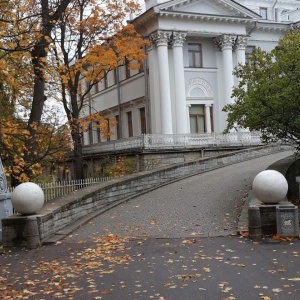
82;0;300;146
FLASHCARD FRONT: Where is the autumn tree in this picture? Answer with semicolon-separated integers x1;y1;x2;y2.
0;0;73;184
224;29;300;148
0;51;71;185
50;0;147;180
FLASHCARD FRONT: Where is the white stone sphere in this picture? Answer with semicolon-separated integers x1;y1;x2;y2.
252;170;288;204
11;182;44;215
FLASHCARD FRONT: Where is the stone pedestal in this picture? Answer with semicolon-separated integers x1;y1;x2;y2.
2;215;41;249
248;206;261;238
0;193;13;241
248;197;299;239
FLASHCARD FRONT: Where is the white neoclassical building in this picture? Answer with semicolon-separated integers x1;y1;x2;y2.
82;0;300;146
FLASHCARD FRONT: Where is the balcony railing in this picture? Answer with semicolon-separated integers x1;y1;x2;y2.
83;132;263;155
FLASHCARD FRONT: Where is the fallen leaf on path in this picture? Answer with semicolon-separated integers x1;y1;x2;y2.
288;278;300;281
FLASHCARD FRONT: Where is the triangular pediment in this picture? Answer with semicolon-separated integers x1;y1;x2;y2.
155;0;259;19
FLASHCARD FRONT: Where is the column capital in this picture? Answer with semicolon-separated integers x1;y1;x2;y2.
150;31;172;47
147;38;155;51
235;35;249;51
205;104;212;108
171;32;187;47
214;35;236;51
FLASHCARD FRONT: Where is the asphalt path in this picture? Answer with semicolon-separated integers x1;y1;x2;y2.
66;150;294;241
2;150;300;300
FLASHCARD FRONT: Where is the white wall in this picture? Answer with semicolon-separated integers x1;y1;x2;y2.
249;30;286;52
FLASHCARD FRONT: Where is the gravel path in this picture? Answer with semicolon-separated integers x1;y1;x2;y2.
66;150;293;242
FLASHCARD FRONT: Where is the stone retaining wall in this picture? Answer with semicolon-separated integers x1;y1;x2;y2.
1;144;291;248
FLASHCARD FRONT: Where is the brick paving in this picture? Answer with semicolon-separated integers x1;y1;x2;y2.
65;150;293;242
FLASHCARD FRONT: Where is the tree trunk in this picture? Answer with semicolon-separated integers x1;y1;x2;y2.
23;41;47;180
72;131;84;180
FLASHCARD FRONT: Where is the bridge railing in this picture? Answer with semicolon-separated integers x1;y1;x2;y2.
83;132;263;155
8;177;113;203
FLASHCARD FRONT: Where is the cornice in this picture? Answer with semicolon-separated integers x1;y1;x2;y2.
157;11;256;25
131;8;157;28
255;21;292;32
242;0;300;5
133;2;294;30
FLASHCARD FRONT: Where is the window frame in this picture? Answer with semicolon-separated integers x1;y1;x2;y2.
127;111;133;137
125;59;131;79
115;115;121;139
96;120;101;143
104;74;108;89
139;107;146;134
106;118;110;141
88;121;93;144
189;105;206;133
259;7;268;20
188;43;203;68
189;104;214;133
94;82;99;94
245;46;255;64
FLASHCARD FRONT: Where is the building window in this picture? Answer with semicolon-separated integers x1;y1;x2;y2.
125;60;131;79
113;69;117;85
140;107;146;134
188;44;202;68
139;61;144;74
245;46;255;63
94;82;99;94
106;118;110;141
96;121;101;143
104;74;108;89
88;121;93;144
115;115;121;139
127;111;133;137
189;105;205;133
259;7;268;19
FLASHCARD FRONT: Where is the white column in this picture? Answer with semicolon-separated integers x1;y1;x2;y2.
205;104;212;133
151;31;173;134
235;36;249;66
215;35;236;105
147;43;159;134
267;7;272;20
235;36;250;133
172;32;188;134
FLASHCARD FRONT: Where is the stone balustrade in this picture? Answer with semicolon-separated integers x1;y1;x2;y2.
83;132;262;155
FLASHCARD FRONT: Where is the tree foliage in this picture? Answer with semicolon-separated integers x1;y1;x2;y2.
0;0;73;185
0;77;71;185
50;0;148;179
0;0;147;183
224;29;300;147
